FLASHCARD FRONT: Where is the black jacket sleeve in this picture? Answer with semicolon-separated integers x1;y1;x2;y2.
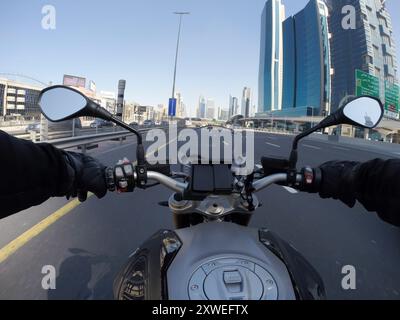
0;130;73;219
352;159;400;226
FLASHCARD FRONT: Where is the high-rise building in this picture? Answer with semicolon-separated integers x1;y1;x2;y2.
258;0;285;113
219;108;229;121
155;104;167;122
175;92;186;118
198;95;207;119
0;78;43;119
99;91;117;115
258;0;332;117
241;87;252;117
324;0;398;113
206;99;216;120
285;0;332;116
229;95;239;118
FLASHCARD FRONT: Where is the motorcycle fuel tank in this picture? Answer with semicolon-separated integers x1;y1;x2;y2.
168;222;296;300
114;222;325;300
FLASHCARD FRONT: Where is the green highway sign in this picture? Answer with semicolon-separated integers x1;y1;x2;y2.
355;69;380;98
384;81;400;120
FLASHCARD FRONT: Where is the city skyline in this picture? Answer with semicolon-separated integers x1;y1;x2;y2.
1;0;399;117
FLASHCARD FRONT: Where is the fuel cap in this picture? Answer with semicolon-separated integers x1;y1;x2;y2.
203;266;263;300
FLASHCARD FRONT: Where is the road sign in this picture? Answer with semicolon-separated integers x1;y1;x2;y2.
168;98;177;117
355;69;380;98
384;81;400;120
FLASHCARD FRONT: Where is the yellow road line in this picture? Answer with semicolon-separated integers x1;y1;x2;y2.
0;136;178;264
0;194;93;264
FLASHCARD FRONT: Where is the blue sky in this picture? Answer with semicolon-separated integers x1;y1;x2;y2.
0;0;399;116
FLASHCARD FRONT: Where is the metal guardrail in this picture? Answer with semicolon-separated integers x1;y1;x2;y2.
14;127;122;141
46;131;135;152
40;127;173;153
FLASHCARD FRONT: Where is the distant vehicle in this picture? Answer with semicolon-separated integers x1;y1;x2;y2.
129;122;139;129
143;120;155;128
90;119;114;128
185;118;193;126
160;121;169;127
25;123;41;133
191;118;203;128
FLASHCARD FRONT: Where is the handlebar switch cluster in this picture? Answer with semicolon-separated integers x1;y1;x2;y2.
300;166;321;193
114;161;136;193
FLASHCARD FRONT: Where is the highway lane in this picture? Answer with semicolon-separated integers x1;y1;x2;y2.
0;130;400;299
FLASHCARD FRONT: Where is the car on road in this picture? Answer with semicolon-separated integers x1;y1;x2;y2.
25;123;41;133
90;119;114;129
129;122;139;129
142;120;155;128
160;121;169;127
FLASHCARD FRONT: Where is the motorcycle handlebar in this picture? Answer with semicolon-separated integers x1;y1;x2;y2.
108;163;320;195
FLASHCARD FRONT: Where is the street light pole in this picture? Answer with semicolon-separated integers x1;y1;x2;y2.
170;12;189;120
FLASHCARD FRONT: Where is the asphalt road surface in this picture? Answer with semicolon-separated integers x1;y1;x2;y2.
0;129;400;300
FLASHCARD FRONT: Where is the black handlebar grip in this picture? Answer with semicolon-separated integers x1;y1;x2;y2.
261;157;290;176
146;163;171;176
313;167;322;192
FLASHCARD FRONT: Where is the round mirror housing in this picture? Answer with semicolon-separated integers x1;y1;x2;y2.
38;85;90;122
342;96;384;129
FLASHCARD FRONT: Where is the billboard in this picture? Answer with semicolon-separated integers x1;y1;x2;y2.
384;81;400;120
137;106;148;113
63;75;86;88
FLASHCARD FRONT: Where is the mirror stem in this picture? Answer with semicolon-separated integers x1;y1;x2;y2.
109;115;143;145
90;103;145;165
109;115;146;165
289;123;323;169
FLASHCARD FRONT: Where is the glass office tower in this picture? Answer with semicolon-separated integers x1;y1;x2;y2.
282;17;296;112
258;0;285;113
324;0;398;112
258;0;331;117
292;0;331;116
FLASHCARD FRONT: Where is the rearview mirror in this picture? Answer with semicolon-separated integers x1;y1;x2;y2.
342;96;383;129
38;85;147;165
288;95;384;170
38;86;89;122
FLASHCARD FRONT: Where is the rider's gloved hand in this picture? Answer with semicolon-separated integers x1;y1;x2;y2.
63;151;107;202
318;161;359;207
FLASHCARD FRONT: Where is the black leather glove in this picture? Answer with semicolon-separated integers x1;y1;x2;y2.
63;151;107;202
318;161;359;208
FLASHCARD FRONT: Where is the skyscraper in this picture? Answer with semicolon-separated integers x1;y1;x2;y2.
259;0;332;117
198;95;206;118
241;87;252;117
175;92;186;118
288;0;332;115
258;0;285;113
324;0;398;114
206;99;216;119
229;95;239;118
